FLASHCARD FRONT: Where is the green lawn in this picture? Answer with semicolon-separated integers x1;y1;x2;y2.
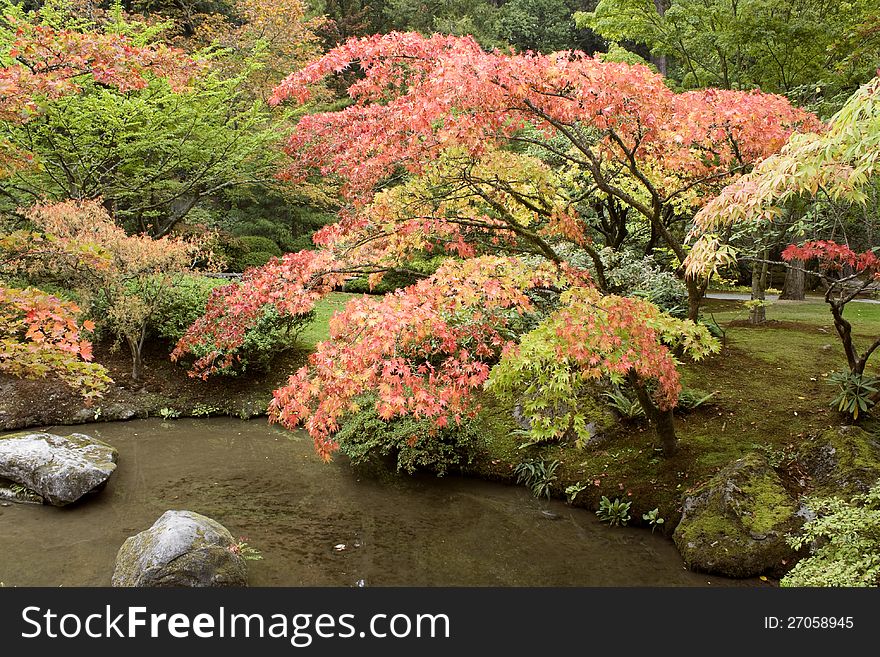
299;291;359;349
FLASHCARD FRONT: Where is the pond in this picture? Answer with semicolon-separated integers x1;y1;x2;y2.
0;418;754;587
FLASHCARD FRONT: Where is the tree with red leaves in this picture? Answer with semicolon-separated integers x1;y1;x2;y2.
269;31;819;320
0;281;111;398
0;10;195;130
783;241;880;377
266;256;593;460
172;249;345;378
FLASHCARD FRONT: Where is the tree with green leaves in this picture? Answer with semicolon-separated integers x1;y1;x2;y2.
1;0;286;236
687;75;880;418
577;0;880;111
1;71;281;236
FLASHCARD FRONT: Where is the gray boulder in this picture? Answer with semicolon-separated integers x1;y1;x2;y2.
673;453;800;578
800;425;880;496
0;431;118;506
112;510;248;587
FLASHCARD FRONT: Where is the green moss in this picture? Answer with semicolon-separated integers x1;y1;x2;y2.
739;475;798;535
465;390;683;530
801;426;880;496
672;453;800;577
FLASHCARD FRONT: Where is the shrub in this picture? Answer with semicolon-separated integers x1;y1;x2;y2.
342;269;422;294
238;236;282;256
153;275;227;343
781;480;880;587
828;371;878;421
184;304;314;375
601;248;688;316
221;235;283;272
236;251;278;271
88;274;226;344
332;397;479;475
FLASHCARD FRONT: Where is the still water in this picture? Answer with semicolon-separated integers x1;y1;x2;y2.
0;418;753;587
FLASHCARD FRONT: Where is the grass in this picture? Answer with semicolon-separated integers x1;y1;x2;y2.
299;292;359;349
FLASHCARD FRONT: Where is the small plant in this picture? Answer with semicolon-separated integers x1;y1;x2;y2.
677;388;717;411
602;387;645;419
565;482;588;503
744;298;773;311
752;443;798;469
228;538;263;561
192;403;221;417
2;483;41;503
514;459;561;499
596;496;631;526
158;407;180;420
828;371;878;420
642;508;665;532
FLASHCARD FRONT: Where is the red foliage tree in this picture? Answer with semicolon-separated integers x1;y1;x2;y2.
0;20;196;125
266;256;588;460
782;241;880;380
0;284;111;397
269;32;819;319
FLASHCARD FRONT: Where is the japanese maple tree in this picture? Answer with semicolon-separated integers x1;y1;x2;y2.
0;9;195;129
19;200;212;382
686;75;880;273
269;31;819;320
0;271;111;398
266;256;590;460
782;241;880;418
489;287;719;455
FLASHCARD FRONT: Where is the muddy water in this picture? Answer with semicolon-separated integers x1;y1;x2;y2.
0;418;751;587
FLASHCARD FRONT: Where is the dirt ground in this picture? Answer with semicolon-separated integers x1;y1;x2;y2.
0;339;306;432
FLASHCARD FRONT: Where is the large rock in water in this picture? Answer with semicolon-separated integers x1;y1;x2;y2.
0;431;117;506
673;453;800;578
112;510;248;587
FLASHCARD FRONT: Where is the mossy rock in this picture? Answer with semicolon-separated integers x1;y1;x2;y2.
112;510;248;587
800;425;880;497
673;453;800;578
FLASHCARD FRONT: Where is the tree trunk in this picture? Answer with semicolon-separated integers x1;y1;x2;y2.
628;372;678;456
652;0;669;77
653;409;677;456
127;336;144;383
780;259;805;300
749;254;769;324
686;275;705;322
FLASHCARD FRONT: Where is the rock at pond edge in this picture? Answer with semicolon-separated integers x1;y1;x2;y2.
0;431;117;506
112;510;248;587
673;453;801;578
